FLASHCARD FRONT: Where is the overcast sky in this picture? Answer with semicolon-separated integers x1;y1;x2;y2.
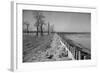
23;10;91;32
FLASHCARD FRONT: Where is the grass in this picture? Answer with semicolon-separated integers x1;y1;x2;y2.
23;33;54;62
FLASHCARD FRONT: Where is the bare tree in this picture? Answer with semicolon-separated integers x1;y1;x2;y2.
40;19;46;36
33;11;46;36
23;21;30;33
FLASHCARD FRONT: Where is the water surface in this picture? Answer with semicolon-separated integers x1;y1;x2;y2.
64;34;91;49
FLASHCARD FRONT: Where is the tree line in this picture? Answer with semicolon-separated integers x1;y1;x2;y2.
23;11;54;36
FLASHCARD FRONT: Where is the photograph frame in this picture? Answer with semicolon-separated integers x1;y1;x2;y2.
11;1;97;71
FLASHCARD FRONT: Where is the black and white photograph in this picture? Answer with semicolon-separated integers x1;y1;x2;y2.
23;10;91;62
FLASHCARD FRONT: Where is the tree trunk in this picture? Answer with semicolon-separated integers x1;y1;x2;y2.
48;23;50;35
36;26;38;36
41;25;43;36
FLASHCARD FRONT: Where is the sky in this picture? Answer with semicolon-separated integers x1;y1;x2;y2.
23;10;91;32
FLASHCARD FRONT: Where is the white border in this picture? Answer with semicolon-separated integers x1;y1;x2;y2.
12;1;97;72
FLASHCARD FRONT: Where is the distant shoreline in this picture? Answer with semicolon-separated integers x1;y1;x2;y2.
23;31;91;34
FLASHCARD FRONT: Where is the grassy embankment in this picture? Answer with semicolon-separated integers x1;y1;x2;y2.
23;33;73;62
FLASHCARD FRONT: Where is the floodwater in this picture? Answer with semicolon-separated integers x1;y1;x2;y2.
64;34;91;49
